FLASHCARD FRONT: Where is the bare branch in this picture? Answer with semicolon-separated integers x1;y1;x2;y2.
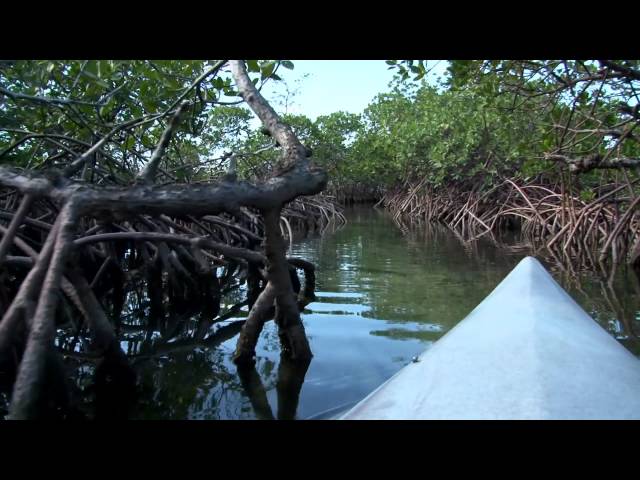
62;113;165;178
0;86;107;108
137;101;188;184
73;231;266;264
8;202;77;419
230;60;309;166
163;60;227;114
545;153;640;173
599;60;640;82
0;194;34;266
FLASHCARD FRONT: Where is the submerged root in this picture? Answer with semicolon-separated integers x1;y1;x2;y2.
0;60;341;419
0;187;328;418
383;177;640;268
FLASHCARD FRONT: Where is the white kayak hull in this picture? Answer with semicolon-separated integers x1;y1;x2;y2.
340;256;640;420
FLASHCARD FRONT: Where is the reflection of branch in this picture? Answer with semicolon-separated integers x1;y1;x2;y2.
276;354;310;420
236;363;275;420
237;352;311;420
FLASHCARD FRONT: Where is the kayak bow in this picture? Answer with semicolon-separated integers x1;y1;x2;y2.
340;256;640;420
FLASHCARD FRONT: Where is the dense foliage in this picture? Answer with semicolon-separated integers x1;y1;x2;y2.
223;60;640;201
0;60;292;182
386;60;640;181
4;59;639;197
0;60;334;420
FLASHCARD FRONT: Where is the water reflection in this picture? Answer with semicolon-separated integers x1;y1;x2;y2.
237;363;275;420
393;212;640;354
58;206;640;419
236;354;310;420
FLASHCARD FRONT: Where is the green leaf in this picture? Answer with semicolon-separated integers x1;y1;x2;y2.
142;98;157;112
246;60;260;73
85;60;98;76
281;60;294;70
99;102;111;118
260;61;276;79
82;70;110;89
213;77;225;89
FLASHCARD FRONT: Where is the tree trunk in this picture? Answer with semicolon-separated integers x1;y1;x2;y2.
262;209;312;361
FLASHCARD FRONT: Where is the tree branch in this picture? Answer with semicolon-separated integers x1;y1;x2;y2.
163;60;227;115
599;60;640;82
0;194;34;266
137;101;188;184
0;86;107;108
8;202;77;419
230;60;309;167
545;153;640;173
0;165;327;217
73;231;266;264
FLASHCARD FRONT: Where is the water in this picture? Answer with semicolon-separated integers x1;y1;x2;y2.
132;206;640;419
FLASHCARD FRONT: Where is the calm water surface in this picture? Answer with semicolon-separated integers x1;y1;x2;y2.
133;206;640;419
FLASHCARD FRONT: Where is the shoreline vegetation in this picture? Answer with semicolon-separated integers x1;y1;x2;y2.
379;174;640;270
1;59;640;419
331;60;640;272
0;60;343;419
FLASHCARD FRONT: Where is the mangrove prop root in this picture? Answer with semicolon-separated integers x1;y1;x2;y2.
8;203;76;419
276;353;311;420
236;362;275;420
233;282;277;365
382;178;640;268
0;60;332;418
262;209;312;361
0;219;61;374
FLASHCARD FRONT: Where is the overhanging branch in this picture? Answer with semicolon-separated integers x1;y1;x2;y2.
230;61;309;167
545;153;640;173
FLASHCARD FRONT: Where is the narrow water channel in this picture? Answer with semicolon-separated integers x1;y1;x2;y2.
132;206;640;419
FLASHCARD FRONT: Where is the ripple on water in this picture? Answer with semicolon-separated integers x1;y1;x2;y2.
132;206;640;419
315;291;365;299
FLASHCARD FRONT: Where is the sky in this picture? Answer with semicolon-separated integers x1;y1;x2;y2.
257;60;449;121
